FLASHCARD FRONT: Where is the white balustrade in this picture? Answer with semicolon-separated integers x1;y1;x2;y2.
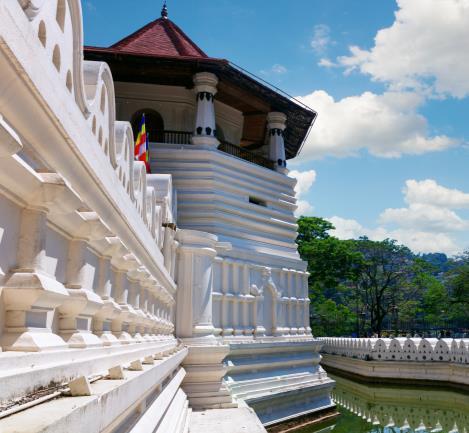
319;337;469;364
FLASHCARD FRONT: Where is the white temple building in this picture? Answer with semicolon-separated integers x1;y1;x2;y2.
0;1;334;431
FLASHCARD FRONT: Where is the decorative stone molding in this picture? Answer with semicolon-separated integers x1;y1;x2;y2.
319;337;469;364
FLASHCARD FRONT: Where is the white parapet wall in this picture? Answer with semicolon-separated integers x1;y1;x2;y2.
0;1;189;432
319;337;469;387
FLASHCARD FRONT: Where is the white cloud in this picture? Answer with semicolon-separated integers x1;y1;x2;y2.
337;0;469;98
289;169;316;196
328;216;461;255
260;64;287;76
403;179;469;208
318;58;336;68
311;24;332;55
327;179;469;255
271;64;287;74
296;90;457;160
379;204;469;232
288;169;317;217
296;200;315;217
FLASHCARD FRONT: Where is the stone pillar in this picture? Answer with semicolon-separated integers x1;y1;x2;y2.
59;212;109;348
147;292;158;337
254;292;266;337
175;229;218;339
304;298;312;335
267;112;287;173
176;230;233;409
163;226;173;273
127;276;144;342
1;173;79;351
212;257;223;336
110;252;139;344
92;237;122;346
191;72;219;148
221;260;233;337
232;261;242;336
2;208;69;351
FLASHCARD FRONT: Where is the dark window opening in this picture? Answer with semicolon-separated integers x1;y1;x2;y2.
131;109;165;143
249;196;266;207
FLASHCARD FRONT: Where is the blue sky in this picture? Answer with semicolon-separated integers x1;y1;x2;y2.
82;0;469;255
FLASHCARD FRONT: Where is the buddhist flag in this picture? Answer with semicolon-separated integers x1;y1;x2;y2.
134;113;151;173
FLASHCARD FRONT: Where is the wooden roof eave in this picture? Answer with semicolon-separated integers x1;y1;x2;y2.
84;47;316;159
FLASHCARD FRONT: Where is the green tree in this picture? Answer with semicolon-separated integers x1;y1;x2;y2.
352;237;414;337
296;217;363;336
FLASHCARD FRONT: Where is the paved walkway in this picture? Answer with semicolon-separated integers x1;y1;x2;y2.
190;406;267;433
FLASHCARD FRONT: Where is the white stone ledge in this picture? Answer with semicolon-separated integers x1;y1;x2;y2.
0;338;185;402
0;350;188;433
226;352;321;375
128;368;186;433
227;339;322;355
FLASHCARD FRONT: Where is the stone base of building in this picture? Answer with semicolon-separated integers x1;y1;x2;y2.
223;339;335;426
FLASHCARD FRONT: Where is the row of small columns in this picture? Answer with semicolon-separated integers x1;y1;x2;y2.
1;173;175;352
191;72;288;173
173;229;311;339
212;259;310;337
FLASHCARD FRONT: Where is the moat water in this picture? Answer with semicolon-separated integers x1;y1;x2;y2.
295;373;469;433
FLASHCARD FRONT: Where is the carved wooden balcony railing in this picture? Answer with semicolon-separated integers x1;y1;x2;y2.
218;140;275;170
163;130;193;145
159;131;275;170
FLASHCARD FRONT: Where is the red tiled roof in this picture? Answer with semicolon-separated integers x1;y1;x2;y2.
110;17;208;59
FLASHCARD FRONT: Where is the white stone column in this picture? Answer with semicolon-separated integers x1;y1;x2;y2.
59;212;110;348
232;261;242;336
175;230;218;338
2;208;69;351
304;298;312;335
1;173;79;351
163;226;174;273
126;276;144;342
92;237;123;345
221;260;234;337
303;271;312;334
191;72;219;148
110;252;139;344
267;112;287;173
150;293;161;337
212;257;223;336
254;294;266;337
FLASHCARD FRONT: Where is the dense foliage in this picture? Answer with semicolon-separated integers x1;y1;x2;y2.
297;216;469;337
